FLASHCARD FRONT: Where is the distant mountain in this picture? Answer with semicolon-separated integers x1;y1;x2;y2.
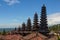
49;24;60;32
0;28;14;32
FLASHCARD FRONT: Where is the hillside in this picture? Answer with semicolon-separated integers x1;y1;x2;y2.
49;24;60;32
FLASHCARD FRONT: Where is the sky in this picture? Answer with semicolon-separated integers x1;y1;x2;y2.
0;0;60;28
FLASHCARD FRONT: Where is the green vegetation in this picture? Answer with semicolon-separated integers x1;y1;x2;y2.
0;29;6;35
49;24;60;32
58;36;60;40
2;29;6;35
49;24;60;40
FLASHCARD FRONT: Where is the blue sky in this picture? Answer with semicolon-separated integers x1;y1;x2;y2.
0;0;60;28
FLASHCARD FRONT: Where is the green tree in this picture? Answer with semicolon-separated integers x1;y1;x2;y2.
2;29;6;35
49;24;60;32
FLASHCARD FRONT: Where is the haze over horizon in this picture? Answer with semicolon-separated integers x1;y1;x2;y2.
0;0;60;28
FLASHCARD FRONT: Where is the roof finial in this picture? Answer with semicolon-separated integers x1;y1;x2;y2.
42;4;46;7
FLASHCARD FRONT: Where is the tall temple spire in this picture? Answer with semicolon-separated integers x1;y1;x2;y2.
43;4;46;7
22;22;26;31
40;4;49;36
33;12;39;31
27;17;32;31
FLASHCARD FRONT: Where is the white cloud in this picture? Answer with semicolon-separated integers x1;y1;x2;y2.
47;13;60;26
4;0;20;6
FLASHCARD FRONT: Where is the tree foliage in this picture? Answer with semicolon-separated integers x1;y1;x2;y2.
2;29;6;35
49;24;60;32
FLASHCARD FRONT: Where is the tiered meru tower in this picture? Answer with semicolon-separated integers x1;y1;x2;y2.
40;4;49;36
12;4;49;36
